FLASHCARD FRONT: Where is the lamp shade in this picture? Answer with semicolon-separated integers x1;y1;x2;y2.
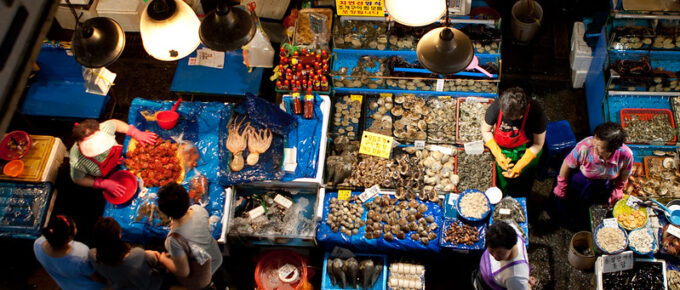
416;27;474;74
385;0;446;27
72;17;125;68
199;4;256;51
140;0;200;61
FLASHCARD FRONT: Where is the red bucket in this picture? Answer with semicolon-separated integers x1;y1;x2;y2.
255;250;312;290
157;98;182;130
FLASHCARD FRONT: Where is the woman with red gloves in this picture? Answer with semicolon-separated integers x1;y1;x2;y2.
551;122;633;231
69;119;157;197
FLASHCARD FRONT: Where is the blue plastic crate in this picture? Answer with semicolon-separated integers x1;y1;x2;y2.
0;182;53;239
439;218;487;251
321;252;387;290
628;144;677;163
604;94;672;123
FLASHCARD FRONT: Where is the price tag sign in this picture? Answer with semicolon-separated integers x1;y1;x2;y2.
379;93;393;98
359;131;394;159
603;218;618;228
278;264;296;278
602;251;634;273
626;196;641;209
499;208;512;215
448;193;460;206
429;145;453;155
359;185;381;202
668;225;680;239
248;206;265;219
274;194;293;209
464;140;485;155
414;141;425;150
350;94;363;103
336;0;384;16
330;246;355;258
438;95;452;100
436;79;444;92
338;190;351;200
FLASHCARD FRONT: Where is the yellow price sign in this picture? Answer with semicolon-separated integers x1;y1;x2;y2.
359;131;393;159
338;190;351;200
379;93;392;98
438;95;452;100
350;94;363;103
336;0;384;17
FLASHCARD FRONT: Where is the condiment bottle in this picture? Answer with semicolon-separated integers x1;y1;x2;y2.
292;87;302;114
303;88;314;119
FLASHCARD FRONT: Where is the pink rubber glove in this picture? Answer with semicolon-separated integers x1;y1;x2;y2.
609;188;624;206
93;177;126;197
553;176;568;198
127;125;157;144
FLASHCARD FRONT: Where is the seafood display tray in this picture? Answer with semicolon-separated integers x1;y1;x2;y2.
607;16;680;52
225;182;322;247
621;108;677;144
456;97;495;145
488;197;529;244
439;218;487;251
454;150;496;193
594;257;667;290
603;94;674;146
321;252;387;290
0;182;53;239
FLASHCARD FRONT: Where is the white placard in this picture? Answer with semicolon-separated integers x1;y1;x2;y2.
278;264;296;278
429;145;453;155
603;218;618;228
248;206;265;219
414;141;425;150
668;225;680;239
274;194;293;209
188;48;225;69
448;193;460;206
626;196;641;209
330;246;355;258
602;251;634;273
499;208;512;215
359;185;381;202
463;140;484;155
436;79;444;92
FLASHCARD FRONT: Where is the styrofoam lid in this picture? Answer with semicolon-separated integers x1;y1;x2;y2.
97;0;141;12
485;187;503;204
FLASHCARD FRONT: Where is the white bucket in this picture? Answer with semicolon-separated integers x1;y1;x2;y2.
511;0;543;43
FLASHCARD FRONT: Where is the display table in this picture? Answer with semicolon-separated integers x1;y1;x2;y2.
170;46;264;96
0;135;66;183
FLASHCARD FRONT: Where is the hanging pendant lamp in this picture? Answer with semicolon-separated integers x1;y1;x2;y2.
72;17;126;68
199;2;256;51
140;0;200;61
385;0;446;27
416;0;473;75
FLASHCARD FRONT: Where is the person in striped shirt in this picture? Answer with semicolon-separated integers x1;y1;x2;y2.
69;119;156;196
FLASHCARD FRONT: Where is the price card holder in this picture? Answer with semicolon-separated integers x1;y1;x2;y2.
499;208;512;215
448;193;460;206
248;206;265;219
338;190;351;200
668;224;680;239
603;218;618;228
350;94;363;103
438;96;452;100
602;251;634;273
274;194;293;209
278;264;296;278
379;93;393;98
626;196;641;209
436;79;444;92
359;131;394;159
464;140;484;155
414;141;425;150
359;185;381;202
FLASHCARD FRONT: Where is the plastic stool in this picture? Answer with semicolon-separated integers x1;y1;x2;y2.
538;120;577;180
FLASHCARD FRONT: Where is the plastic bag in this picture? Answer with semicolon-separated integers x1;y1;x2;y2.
82;67;116;96
134;201;171;227
172;133;201;171
189;170;209;205
282;94;323;181
491;197;526;223
244;93;298;135
243;10;274;68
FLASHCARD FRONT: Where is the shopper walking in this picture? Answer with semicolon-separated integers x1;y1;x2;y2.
89;217;164;290
482;87;547;196
33;215;105;290
156;183;223;290
551;122;633;231
474;221;535;290
69;119;156;197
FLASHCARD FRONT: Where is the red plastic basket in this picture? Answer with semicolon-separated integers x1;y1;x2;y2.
620;108;677;144
453;148;497;193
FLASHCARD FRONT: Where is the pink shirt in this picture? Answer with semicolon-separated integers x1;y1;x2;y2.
565;137;633;187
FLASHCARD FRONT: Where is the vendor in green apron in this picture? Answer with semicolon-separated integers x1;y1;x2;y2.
481;87;547;196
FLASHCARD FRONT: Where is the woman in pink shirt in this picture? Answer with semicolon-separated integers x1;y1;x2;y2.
551;122;633;231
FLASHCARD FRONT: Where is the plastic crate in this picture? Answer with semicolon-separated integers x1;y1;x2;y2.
321;252;387;290
456;97;494;144
595;257;667;290
0;182;53;239
621;108;677;144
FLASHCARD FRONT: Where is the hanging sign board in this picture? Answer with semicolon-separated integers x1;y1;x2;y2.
336;0;384;17
359;131;393;159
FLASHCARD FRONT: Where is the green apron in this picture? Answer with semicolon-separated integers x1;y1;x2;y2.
496;144;543;196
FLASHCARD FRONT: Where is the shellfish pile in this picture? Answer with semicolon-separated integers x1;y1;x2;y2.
390;152;427;200
392;95;428;141
343;155;395;188
426;98;457;143
634;157;680;198
333;56;387;89
364;196;439;246
326;196;365;236
473;42;500;54
419;148;458;193
333;20;389;50
456;152;494;191
332;95;361;138
366;96;393;136
458;101;491;143
388;263;425;290
624;114;676;143
384;78;497;93
459;192;489;219
444;221;480;246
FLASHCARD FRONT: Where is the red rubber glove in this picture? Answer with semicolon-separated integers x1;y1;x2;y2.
553;176;567;198
609;188;624;206
127;125;157;144
93;177;126;197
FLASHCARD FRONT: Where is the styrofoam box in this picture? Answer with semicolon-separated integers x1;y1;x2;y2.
570;45;593;71
571;68;587;89
55;0;99;30
96;0;144;32
60;0;91;4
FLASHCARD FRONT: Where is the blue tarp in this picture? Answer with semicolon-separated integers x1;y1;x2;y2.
103;98;231;244
281;94;324;181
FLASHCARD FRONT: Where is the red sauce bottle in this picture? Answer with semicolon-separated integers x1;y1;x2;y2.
304;88;314;119
292;88;302;115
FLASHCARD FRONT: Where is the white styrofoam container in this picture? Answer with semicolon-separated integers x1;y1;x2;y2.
571;68;587;89
570;48;593;71
279;94;330;185
96;0;143;32
55;0;99;30
594;257;666;290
